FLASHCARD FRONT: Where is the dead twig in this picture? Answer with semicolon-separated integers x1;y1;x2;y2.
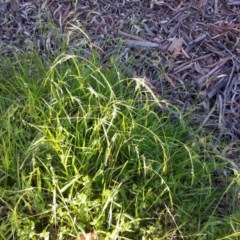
118;30;147;41
226;0;240;5
197;58;230;88
123;40;161;49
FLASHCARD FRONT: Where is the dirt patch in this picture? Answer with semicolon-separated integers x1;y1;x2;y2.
1;0;240;163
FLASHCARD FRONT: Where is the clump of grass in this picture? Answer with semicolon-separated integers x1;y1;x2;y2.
0;52;238;239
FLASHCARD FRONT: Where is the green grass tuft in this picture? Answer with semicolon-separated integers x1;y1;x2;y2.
0;52;238;239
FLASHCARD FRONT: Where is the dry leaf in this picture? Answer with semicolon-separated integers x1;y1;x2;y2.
167;37;184;56
76;232;98;240
194;62;203;74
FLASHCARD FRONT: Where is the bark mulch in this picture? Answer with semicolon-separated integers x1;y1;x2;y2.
0;0;240;164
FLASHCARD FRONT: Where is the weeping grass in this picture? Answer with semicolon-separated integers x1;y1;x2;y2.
0;52;239;239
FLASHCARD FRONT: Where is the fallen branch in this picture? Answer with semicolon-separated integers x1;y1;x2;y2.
123;40;161;49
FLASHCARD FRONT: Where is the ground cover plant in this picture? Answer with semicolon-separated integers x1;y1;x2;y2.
0;52;239;240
